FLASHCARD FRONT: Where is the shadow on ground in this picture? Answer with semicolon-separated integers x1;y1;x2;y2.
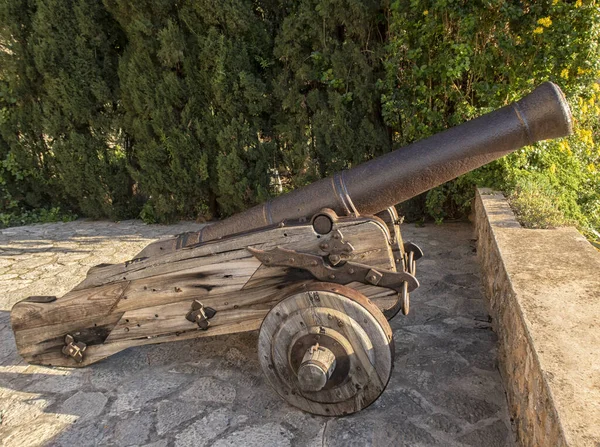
0;221;515;446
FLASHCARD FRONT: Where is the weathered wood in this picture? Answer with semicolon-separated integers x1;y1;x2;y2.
11;217;401;367
11;282;127;331
258;283;393;416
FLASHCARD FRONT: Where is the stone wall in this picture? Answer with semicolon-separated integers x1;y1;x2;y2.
474;188;600;447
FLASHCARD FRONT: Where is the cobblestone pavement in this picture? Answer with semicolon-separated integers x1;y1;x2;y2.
0;220;514;446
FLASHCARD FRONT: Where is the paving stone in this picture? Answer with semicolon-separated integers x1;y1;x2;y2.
59;391;108;421
142;440;169;447
0;273;18;281
211;422;293;447
458;419;510;447
223;346;256;369
374;387;433;418
179;377;236;404
24;373;85;394
1;422;62;447
280;409;328;445
418;413;463;435
174;407;248;447
428;392;501;424
0;395;55;429
155;399;205;435
113;371;190;413
325;418;438;447
112;411;153;446
47;420;110;447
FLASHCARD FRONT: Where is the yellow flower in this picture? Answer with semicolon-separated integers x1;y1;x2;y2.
560;68;569;79
592;83;600;92
577;67;590;75
575;0;582;7
533;27;544;34
587;164;596;173
537;17;553;27
423;10;429;16
559;141;570;153
559;141;573;156
552;0;559;4
579;128;594;146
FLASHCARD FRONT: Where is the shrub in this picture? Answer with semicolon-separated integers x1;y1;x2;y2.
508;174;574;229
0;0;597;236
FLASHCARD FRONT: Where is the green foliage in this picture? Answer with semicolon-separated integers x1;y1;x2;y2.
273;0;391;186
104;0;277;222
380;0;600;240
508;174;574;229
0;207;77;229
0;0;135;225
0;0;598;239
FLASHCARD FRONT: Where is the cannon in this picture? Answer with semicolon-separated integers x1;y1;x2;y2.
10;82;572;415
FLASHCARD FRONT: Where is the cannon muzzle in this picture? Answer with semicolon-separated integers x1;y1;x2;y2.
202;82;572;242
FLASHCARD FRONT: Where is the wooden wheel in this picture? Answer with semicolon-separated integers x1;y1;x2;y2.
258;283;394;416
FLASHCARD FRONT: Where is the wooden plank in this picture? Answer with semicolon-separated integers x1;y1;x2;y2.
74;218;394;289
105;281;302;343
16;313;123;357
11;282;127;331
114;258;261;312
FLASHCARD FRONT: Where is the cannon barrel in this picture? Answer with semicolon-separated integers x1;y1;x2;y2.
200;82;572;242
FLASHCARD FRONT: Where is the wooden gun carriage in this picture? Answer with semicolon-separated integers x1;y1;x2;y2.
11;82;572;415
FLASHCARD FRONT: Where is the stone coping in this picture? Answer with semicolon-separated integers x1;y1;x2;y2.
474;188;600;447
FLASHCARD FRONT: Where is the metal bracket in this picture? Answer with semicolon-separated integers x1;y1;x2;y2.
62;334;87;363
365;269;383;286
403;241;423;260
319;229;354;266
384;248;419;319
248;246;419;293
185;300;217;330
